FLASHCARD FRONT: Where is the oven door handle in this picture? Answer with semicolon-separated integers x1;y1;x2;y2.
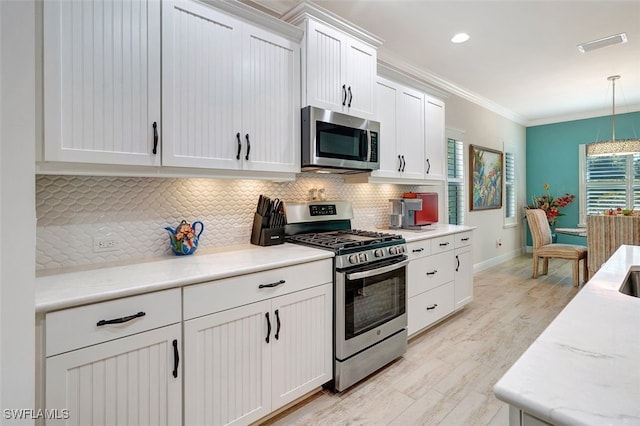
346;259;409;281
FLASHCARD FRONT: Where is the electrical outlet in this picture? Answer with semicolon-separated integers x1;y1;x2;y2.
93;236;120;253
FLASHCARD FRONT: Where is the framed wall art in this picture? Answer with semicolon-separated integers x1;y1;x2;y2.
469;144;503;210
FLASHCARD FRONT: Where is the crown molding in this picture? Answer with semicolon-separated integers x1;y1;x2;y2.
281;0;384;48
200;0;303;41
527;105;640;127
377;62;450;101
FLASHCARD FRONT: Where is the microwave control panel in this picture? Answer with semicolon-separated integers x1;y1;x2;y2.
370;132;378;162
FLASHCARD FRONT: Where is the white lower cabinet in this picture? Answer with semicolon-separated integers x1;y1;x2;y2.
184;300;272;425
408;282;455;336
454;231;474;310
41;259;333;426
407;231;474;337
46;325;182;426
183;260;333;426
44;289;182;425
184;284;332;426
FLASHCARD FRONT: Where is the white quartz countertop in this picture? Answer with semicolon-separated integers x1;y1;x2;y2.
35;243;333;313
494;245;640;425
374;224;475;243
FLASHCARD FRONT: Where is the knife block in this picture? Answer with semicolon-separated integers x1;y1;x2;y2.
250;213;284;246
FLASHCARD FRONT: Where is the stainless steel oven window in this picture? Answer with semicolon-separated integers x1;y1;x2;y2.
344;265;406;340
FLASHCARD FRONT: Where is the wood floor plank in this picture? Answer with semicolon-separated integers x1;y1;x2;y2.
260;254;578;426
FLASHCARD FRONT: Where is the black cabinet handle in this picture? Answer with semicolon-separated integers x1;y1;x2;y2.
274;309;281;340
347;86;352;107
152;122;158;155
412;248;424;253
96;311;145;327
265;312;271;344
401;155;406;172
461;237;470;242
426;304;438;311
456;255;460;272
426;158;431;174
236;133;241;160
397;155;402;172
439;242;450;247
172;339;179;378
259;279;285;289
426;270;438;276
342;84;347;106
245;134;251;161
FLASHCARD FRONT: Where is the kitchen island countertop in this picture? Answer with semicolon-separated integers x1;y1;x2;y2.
494;244;640;425
36;243;333;313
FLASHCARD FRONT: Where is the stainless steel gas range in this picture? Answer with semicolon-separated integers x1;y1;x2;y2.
284;200;408;392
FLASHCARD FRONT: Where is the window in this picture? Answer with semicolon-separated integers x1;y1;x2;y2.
579;145;640;224
447;138;464;225
504;151;517;226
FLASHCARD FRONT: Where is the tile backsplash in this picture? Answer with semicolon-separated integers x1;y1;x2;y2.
36;174;436;271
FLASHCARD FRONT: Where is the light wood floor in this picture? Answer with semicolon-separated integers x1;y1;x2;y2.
262;254;580;426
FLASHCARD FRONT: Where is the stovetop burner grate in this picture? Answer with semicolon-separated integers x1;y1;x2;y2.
287;229;403;250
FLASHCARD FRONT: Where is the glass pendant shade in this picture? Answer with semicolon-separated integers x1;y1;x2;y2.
586;138;640;156
586;75;640;157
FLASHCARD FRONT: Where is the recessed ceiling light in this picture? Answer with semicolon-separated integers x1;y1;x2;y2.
451;33;470;44
577;32;627;53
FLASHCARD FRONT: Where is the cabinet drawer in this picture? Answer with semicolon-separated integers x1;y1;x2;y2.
408;251;455;297
407;240;431;260
408;282;454;336
184;259;333;320
46;288;181;357
454;231;473;248
431;235;454;253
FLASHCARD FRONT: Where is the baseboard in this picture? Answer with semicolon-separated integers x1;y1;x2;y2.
473;247;525;273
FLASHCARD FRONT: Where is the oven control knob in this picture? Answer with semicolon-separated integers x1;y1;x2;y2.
397;246;405;254
348;254;359;264
374;249;384;258
358;253;368;262
389;246;397;255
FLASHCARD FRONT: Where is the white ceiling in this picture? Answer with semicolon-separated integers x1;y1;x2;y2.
248;0;640;126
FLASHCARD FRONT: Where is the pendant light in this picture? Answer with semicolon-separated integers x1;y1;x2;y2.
586;75;640;156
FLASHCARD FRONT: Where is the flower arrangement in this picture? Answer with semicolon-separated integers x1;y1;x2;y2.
526;183;575;227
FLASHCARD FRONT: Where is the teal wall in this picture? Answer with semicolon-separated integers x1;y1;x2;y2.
526;111;640;245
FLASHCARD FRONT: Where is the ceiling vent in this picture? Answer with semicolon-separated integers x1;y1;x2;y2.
577;33;628;53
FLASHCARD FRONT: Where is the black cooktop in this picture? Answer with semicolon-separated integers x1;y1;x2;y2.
286;229;403;251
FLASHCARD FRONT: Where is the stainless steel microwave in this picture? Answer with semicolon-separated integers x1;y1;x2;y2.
301;106;380;174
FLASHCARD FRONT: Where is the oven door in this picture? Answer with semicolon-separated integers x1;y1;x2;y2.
335;256;408;360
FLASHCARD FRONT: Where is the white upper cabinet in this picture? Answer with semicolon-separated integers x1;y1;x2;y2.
305;20;376;119
41;0;301;178
425;96;446;180
162;0;300;173
284;2;382;120
371;77;426;181
43;0;161;166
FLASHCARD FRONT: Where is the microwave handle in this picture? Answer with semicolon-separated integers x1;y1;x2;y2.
366;130;372;162
346;259;409;281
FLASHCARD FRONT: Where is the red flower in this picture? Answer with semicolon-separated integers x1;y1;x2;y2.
525;184;575;227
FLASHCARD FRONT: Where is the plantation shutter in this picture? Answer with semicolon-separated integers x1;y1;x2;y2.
447;139;465;225
585;153;639;214
505;152;516;220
